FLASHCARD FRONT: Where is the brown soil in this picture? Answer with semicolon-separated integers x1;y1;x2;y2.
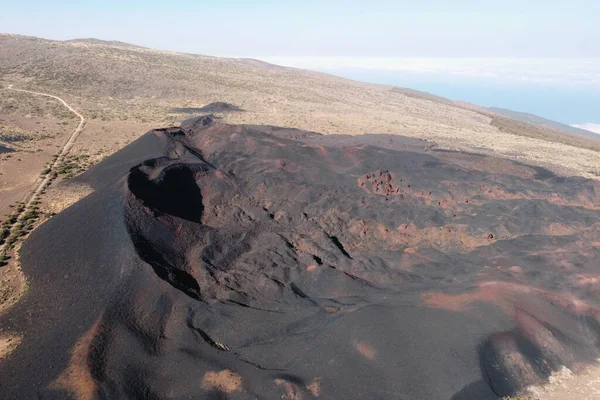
201;370;243;394
50;318;102;400
510;365;600;400
0;334;22;360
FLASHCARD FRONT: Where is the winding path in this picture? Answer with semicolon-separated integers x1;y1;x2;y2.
0;85;86;254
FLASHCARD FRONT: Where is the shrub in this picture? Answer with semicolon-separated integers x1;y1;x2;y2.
22;210;39;221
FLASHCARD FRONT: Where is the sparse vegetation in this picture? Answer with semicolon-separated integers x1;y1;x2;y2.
0;91;77;121
0;281;15;302
1;33;598;180
0;195;44;256
491;115;600;153
22;210;39;221
0;228;9;247
53;152;96;179
0;131;30;143
56;162;80;175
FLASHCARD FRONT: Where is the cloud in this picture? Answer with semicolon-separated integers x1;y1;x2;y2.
571;123;600;134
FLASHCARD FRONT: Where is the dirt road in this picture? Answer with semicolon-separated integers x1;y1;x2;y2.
0;85;86;255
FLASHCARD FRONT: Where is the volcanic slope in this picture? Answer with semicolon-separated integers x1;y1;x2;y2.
1;118;600;399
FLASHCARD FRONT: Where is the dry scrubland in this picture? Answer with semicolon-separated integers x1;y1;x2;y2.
0;91;79;216
1;33;599;182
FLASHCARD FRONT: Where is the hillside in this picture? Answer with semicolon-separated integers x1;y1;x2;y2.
489;107;599;138
391;87;600;143
389;87;600;154
1;34;600;181
390;86;455;105
65;38;148;49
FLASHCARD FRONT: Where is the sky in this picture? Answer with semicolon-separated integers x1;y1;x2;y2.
1;0;599;130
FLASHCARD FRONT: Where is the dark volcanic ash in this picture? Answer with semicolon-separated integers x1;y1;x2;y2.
2;117;600;399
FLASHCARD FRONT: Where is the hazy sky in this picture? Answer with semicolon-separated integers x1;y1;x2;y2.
1;0;599;57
